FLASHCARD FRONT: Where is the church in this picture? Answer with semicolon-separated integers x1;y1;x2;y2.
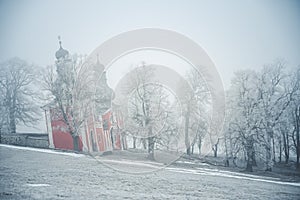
43;39;127;152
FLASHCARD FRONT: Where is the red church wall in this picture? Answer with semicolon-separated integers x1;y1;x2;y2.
102;110;124;150
114;134;121;150
50;108;83;151
48;107;124;152
95;127;103;151
102;111;114;150
85;115;111;152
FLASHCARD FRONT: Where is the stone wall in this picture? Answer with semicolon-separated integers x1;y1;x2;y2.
0;133;49;148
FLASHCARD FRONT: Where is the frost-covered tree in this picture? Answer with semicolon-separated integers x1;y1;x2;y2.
43;48;94;151
0;79;7;136
0;57;40;134
178;68;211;156
287;66;300;169
256;61;295;171
122;64;177;160
226;70;262;172
190;117;208;156
154;101;181;152
225;62;299;171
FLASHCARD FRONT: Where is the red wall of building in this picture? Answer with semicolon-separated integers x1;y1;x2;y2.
49;107;124;152
50;109;83;151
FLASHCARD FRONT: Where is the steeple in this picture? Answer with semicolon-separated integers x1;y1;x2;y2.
94;54;104;73
55;36;69;60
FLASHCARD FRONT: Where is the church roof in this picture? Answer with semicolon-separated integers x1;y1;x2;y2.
55;37;69;60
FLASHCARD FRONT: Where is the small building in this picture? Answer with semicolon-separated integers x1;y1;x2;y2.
43;39;126;152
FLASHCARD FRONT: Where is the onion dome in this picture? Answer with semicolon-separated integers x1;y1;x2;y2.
95;71;115;114
55;36;69;60
94;54;104;75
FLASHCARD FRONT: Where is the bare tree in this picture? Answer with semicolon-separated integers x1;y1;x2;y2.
277;68;300;164
294;105;300;169
0;57;40;134
225;62;299;172
121;64;175;160
256;61;295;171
288;66;300;169
42;53;94;151
0;79;7;137
178;68;211;156
277;119;291;163
226;70;261;172
190;119;207;155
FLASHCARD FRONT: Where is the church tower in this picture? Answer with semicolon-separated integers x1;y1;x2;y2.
94;55;114;116
54;36;74;101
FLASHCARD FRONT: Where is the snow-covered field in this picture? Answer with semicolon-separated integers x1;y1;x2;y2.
1;144;299;199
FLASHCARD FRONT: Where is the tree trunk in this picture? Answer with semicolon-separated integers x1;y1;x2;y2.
191;143;194;155
224;134;229;167
246;157;253;172
9;113;16;134
186;146;191;155
147;127;155;160
246;148;253;172
212;138;219;158
285;147;289;164
133;137;136;149
121;133;127;150
142;138;147;150
198;138;202;156
265;146;272;171
245;138;254;172
272;137;276;163
252;149;257;166
233;156;237;167
282;131;289;163
213;145;218;157
72;135;80;151
9;94;16;134
147;137;155;160
184;108;191;156
265;129;273;171
296;106;300;169
279;138;282;163
225;159;229;167
110;128;114;149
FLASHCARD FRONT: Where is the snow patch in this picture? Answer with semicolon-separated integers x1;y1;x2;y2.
176;160;209;166
0;144;84;158
97;158;164;169
196;167;280;180
26;183;50;187
167;167;300;187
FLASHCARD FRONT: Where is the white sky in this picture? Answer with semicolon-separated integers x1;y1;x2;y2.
1;0;300;87
0;0;299;132
106;49;191;89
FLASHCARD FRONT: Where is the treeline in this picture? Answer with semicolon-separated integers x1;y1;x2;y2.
1;57;299;172
223;61;300;171
0;58;40;135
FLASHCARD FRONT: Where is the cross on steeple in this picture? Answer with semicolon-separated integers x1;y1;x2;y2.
58;35;62;48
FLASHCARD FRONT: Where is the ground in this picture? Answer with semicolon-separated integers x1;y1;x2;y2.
0;145;300;200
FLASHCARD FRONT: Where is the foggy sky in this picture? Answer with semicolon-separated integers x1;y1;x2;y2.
0;0;300;87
